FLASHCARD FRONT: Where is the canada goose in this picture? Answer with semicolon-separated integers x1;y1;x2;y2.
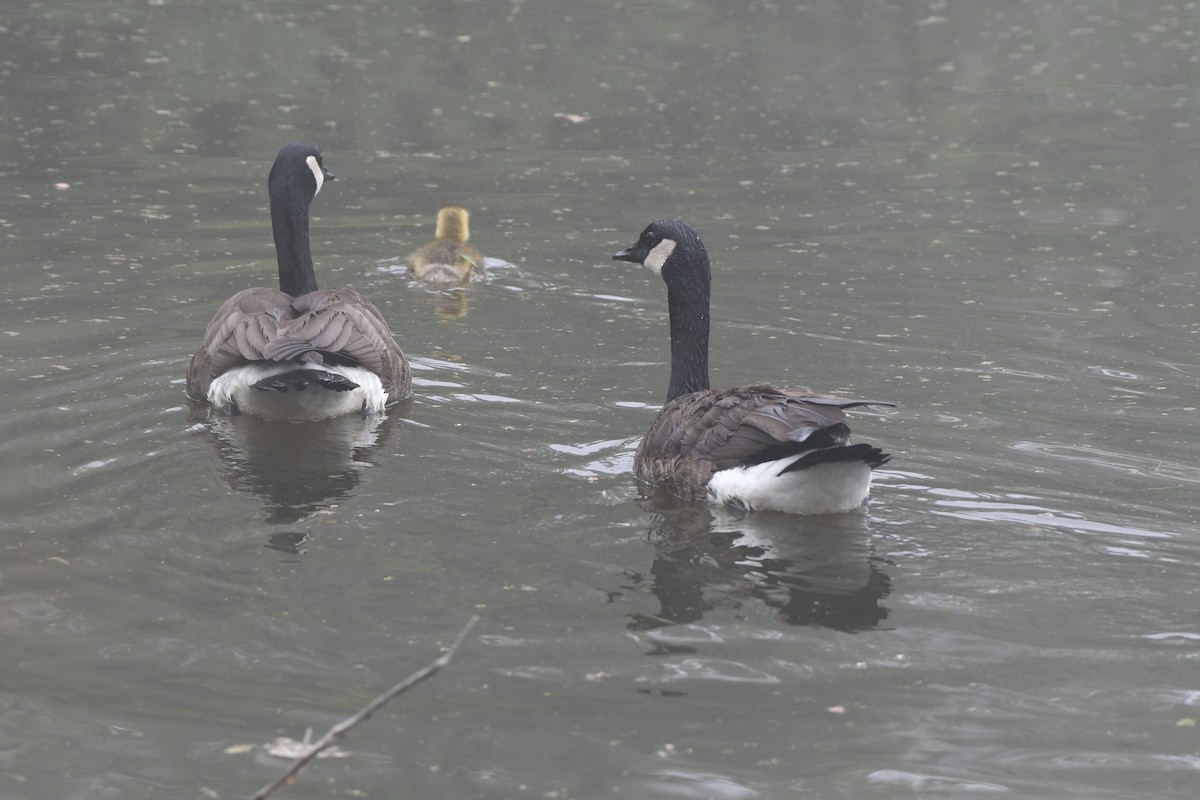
612;219;896;514
408;205;483;283
186;141;411;421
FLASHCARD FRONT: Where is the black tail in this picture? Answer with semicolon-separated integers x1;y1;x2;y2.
778;443;891;474
252;369;359;393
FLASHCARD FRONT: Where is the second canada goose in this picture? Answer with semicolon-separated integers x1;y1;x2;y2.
186;141;411;421
408;205;483;283
612;219;896;515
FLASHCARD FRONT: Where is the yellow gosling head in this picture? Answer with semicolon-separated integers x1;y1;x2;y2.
434;205;470;243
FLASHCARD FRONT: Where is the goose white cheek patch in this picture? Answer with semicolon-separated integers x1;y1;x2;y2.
306;155;325;195
643;238;676;276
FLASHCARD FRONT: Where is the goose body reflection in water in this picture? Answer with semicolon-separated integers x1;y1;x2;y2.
191;402;407;524
622;499;891;632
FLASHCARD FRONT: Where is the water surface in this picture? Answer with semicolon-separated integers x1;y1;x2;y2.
2;1;1198;798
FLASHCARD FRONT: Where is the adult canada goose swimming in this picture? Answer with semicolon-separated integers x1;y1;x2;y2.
408;205;483;283
186;141;411;421
612;219;896;514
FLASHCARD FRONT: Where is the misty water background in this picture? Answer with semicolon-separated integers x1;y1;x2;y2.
1;1;1198;798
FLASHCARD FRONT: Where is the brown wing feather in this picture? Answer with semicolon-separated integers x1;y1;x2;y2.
186;287;411;404
634;384;895;499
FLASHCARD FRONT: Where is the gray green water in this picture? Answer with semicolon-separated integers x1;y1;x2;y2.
2;1;1198;798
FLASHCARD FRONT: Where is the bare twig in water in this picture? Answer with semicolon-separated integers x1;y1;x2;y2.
252;615;480;800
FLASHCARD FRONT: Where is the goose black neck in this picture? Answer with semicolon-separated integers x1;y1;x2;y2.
270;183;318;297
665;259;711;402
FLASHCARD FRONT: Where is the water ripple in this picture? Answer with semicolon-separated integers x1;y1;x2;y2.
930;502;1173;541
626;768;761;799
867;769;1010;793
654;658;781;684
1012;441;1200;484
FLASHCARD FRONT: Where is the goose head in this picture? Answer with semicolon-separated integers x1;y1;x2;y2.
269;141;335;207
612;218;710;284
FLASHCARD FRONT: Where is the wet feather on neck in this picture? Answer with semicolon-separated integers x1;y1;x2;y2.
269;166;319;297
665;253;711;402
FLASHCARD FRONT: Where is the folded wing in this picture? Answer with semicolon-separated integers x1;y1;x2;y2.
186;287;410;404
635;384;895;495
